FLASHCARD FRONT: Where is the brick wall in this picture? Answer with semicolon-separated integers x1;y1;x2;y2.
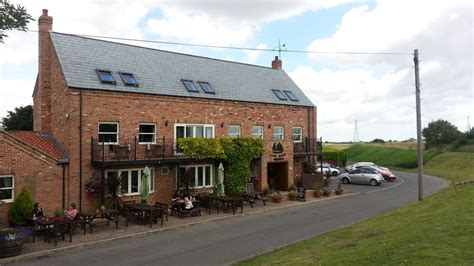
0;132;64;220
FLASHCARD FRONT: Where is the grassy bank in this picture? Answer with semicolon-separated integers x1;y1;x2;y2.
236;151;474;265
345;144;441;168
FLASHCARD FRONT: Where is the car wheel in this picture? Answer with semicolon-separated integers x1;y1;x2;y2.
332;171;338;176
342;177;350;184
369;179;378;186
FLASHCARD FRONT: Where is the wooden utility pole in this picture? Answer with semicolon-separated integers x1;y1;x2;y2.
414;49;423;201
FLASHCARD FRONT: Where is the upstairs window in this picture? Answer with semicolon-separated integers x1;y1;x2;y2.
139;123;156;144
252;126;263;139
284;90;299;101
99;122;119;144
120;72;139;87
182;80;199;93
97;70;116;85
198;81;215;94
228;125;241;138
292;127;302;142
273;126;284;140
272;89;287;101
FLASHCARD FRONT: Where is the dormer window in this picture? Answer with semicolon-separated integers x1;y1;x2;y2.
272;89;287;101
96;70;116;85
120;72;139;87
182;80;199;93
284;90;299;101
198;81;215;94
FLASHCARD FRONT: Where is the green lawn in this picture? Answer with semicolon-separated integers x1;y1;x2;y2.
236;151;474;265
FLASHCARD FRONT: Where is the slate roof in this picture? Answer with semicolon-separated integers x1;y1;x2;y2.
50;32;314;107
8;131;68;161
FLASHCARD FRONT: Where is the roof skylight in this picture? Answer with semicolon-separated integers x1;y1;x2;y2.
272;89;287;101
96;70;116;85
182;80;199;93
283;90;299;101
119;72;139;87
198;81;215;94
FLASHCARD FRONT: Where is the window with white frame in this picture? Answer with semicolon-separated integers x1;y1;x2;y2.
177;165;213;189
0;175;14;202
251;126;263;139
99;122;119;144
228;125;241;138
175;124;214;140
139;123;156;144
292;127;302;142
273;126;284;140
106;168;155;196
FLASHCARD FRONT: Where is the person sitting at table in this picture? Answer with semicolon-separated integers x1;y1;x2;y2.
64;202;78;220
184;196;193;210
32;202;44;218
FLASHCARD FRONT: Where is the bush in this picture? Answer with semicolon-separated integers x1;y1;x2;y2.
9;187;34;223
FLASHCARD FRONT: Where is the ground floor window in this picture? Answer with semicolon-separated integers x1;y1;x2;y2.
106;168;155;196
0;175;14;202
177;165;213;189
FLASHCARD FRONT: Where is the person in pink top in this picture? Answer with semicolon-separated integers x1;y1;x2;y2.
64;202;78;219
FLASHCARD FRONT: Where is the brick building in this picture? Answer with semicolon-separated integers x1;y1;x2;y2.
0;9;318;215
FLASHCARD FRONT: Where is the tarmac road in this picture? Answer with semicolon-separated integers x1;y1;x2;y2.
11;171;447;266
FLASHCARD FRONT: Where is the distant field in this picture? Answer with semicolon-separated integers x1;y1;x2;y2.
325;141;418;151
345;144;441;168
237;151;474;265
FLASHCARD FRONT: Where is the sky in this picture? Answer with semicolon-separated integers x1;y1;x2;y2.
0;0;472;142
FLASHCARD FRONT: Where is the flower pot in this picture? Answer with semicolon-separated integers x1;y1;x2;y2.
272;197;282;203
0;242;23;258
323;189;332;197
314;190;323;198
335;190;343;195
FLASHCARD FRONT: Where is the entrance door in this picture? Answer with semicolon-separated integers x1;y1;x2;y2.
267;162;288;191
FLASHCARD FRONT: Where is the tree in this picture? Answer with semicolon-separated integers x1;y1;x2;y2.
422;119;461;148
1;105;33;131
0;0;34;43
372;138;385;144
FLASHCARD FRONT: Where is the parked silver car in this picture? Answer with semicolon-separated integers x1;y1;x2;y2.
338;167;385;186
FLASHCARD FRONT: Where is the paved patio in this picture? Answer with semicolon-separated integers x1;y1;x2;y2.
1;192;353;264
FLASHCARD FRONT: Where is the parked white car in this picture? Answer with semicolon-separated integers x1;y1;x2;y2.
315;164;340;176
339;167;385;186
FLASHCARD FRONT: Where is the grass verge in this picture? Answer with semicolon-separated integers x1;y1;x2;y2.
236;151;474;265
345;144;441;168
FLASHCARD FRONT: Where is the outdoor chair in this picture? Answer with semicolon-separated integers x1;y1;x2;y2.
242;183;267;208
178;205;201;218
154;202;169;221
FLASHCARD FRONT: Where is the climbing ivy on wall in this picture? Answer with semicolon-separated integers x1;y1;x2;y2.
177;138;265;194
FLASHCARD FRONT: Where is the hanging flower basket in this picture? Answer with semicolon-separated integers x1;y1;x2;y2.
85;177;103;195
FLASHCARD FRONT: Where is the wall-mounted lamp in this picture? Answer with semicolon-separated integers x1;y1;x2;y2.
220;122;224;128
267;124;272;129
65;113;70;120
165;120;169;127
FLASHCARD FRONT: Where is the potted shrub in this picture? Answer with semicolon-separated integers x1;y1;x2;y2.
270;191;282;203
9;187;34;227
335;183;344;195
288;189;298;201
323;187;332;197
0;227;32;258
313;183;323;198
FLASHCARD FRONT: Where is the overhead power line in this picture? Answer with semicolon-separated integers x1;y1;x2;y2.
25;30;412;55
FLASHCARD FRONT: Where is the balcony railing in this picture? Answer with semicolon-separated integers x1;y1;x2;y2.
293;137;318;155
91;137;187;164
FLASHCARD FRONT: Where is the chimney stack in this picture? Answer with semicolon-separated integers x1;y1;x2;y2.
34;9;53;131
271;56;282;70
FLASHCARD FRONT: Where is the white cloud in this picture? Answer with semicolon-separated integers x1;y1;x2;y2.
243;43;268;64
301;0;473;141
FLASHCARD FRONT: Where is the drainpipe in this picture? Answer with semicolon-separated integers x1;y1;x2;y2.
79;89;83;213
58;159;69;210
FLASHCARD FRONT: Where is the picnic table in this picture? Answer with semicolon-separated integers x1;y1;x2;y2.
81;209;119;233
206;195;243;215
32;217;85;246
125;204;164;228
